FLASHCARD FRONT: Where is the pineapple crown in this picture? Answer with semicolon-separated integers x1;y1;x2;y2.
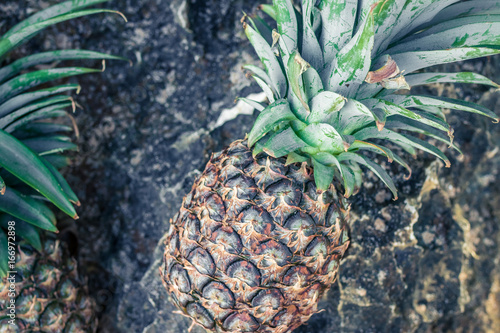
242;0;500;196
0;0;126;277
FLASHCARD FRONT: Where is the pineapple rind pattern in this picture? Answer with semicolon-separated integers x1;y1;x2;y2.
0;236;97;332
161;140;349;333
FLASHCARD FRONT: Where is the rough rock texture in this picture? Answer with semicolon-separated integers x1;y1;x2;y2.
1;1;499;332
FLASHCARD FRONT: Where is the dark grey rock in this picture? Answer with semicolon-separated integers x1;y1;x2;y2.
1;1;499;332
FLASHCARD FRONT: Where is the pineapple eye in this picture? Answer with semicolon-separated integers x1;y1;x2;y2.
224;174;257;201
183;214;201;241
301;283;322;303
64;315;85;333
167;232;180;256
272;306;299;327
222;312;259;332
16;288;44;316
254;240;292;267
283;266;310;287
187;247;216;276
58;278;77;300
201;164;218;188
304;237;329;257
227;260;261;287
239;206;275;235
284;212;316;236
210;226;243;254
168;264;191;294
202;281;235;309
322;256;339;274
251;288;284;311
202;194;226;222
40;302;65;328
186;303;214;329
266;180;302;208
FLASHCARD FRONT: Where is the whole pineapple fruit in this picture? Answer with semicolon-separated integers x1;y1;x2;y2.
163;140;349;332
161;1;500;332
0;229;97;332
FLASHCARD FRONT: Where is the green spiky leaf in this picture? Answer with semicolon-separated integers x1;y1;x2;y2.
274;0;298;59
239;97;266;112
338;164;356;197
3;0;111;39
41;158;79;206
301;0;323;69
296;123;345;154
0;67;101;105
0;50;127;84
288;51;311;112
363;98;451;132
354;127;451;167
0;215;42;251
371;0;405;56
0;9;125;59
318;0;357;64
43;155;72;169
22;136;78;156
404;72;499;88
0;187;57;232
302;67;323;101
263;126;310;158
4;104;72;133
311;157;335;191
326;6;375;95
337;99;375;135
337;152;398;199
0;84;79;118
383;95;499;122
13;123;73;139
0;96;73;129
243;64;279;101
416;1;500;32
307;91;345;124
388;47;500;74
388;15;500;54
248;99;297;146
384;117;461;154
245;22;287;97
388;0;460;45
260;4;277;20
0;130;76;218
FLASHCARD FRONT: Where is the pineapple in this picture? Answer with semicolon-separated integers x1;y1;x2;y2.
0;230;97;332
0;0;125;331
161;0;500;332
163;140;349;332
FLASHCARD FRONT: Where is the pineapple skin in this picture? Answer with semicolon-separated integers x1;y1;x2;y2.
0;236;97;333
161;140;349;332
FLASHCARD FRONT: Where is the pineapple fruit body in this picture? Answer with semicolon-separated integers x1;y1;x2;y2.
161;140;349;332
0;236;97;332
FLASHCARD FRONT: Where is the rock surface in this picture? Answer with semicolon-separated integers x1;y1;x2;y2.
1;1;499;332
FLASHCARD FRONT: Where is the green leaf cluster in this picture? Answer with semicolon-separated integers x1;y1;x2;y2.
243;0;499;196
0;0;126;277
